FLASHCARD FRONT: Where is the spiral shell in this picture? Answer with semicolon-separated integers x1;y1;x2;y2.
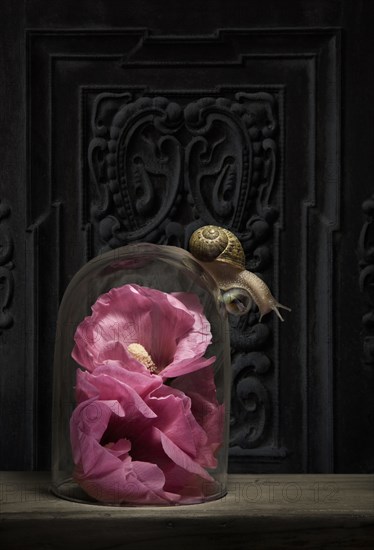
189;225;245;269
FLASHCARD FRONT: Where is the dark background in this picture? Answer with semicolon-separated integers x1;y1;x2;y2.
0;0;373;474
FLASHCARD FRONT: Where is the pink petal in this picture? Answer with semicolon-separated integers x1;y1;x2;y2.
71;398;180;504
75;369;157;419
105;438;132;460
82;359;162;397
129;286;195;370
71;285;153;371
74;458;179;505
131;426;211;497
95;341;150;373
160;354;215;379
171;291;214;358
147;387;208;458
156;428;213;482
70;399;126;471
171;366;225;461
72;284;215;380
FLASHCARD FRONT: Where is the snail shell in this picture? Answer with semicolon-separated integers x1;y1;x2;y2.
189;225;245;270
189;225;291;321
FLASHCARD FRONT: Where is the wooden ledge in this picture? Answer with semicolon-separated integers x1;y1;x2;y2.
1;473;373;549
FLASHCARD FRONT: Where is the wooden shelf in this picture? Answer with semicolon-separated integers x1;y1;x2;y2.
1;473;373;549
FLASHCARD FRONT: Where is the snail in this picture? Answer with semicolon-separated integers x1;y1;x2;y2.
189;225;290;321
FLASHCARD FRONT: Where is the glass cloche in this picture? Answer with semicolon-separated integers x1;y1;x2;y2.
51;241;231;506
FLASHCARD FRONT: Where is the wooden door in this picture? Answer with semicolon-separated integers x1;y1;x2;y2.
1;0;373;473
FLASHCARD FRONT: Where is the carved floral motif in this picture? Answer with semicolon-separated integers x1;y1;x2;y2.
0;200;14;332
359;195;374;365
88;91;281;451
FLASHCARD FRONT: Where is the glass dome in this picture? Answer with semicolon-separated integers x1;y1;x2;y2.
51;243;231;506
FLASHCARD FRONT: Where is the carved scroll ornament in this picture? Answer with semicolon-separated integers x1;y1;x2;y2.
359;195;374;365
0;200;14;332
88;91;281;452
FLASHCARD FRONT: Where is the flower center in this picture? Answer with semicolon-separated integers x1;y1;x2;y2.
127;343;157;373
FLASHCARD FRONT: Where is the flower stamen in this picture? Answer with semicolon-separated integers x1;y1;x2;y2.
127;343;157;373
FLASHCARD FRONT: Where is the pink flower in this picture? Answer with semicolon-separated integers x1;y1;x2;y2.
70;284;224;504
72;284;215;379
70;362;223;504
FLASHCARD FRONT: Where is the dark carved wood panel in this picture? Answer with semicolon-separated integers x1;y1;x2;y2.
2;0;373;474
87;89;283;460
87;91;279;245
0;200;14;332
359;196;374;366
24;28;340;473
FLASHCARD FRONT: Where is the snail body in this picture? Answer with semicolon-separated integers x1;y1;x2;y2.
189;225;290;321
221;287;253;316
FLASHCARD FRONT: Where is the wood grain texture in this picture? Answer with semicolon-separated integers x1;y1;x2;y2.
1;473;373;549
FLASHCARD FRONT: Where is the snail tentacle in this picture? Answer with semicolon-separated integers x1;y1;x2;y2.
239;270;291;322
260;301;292;323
